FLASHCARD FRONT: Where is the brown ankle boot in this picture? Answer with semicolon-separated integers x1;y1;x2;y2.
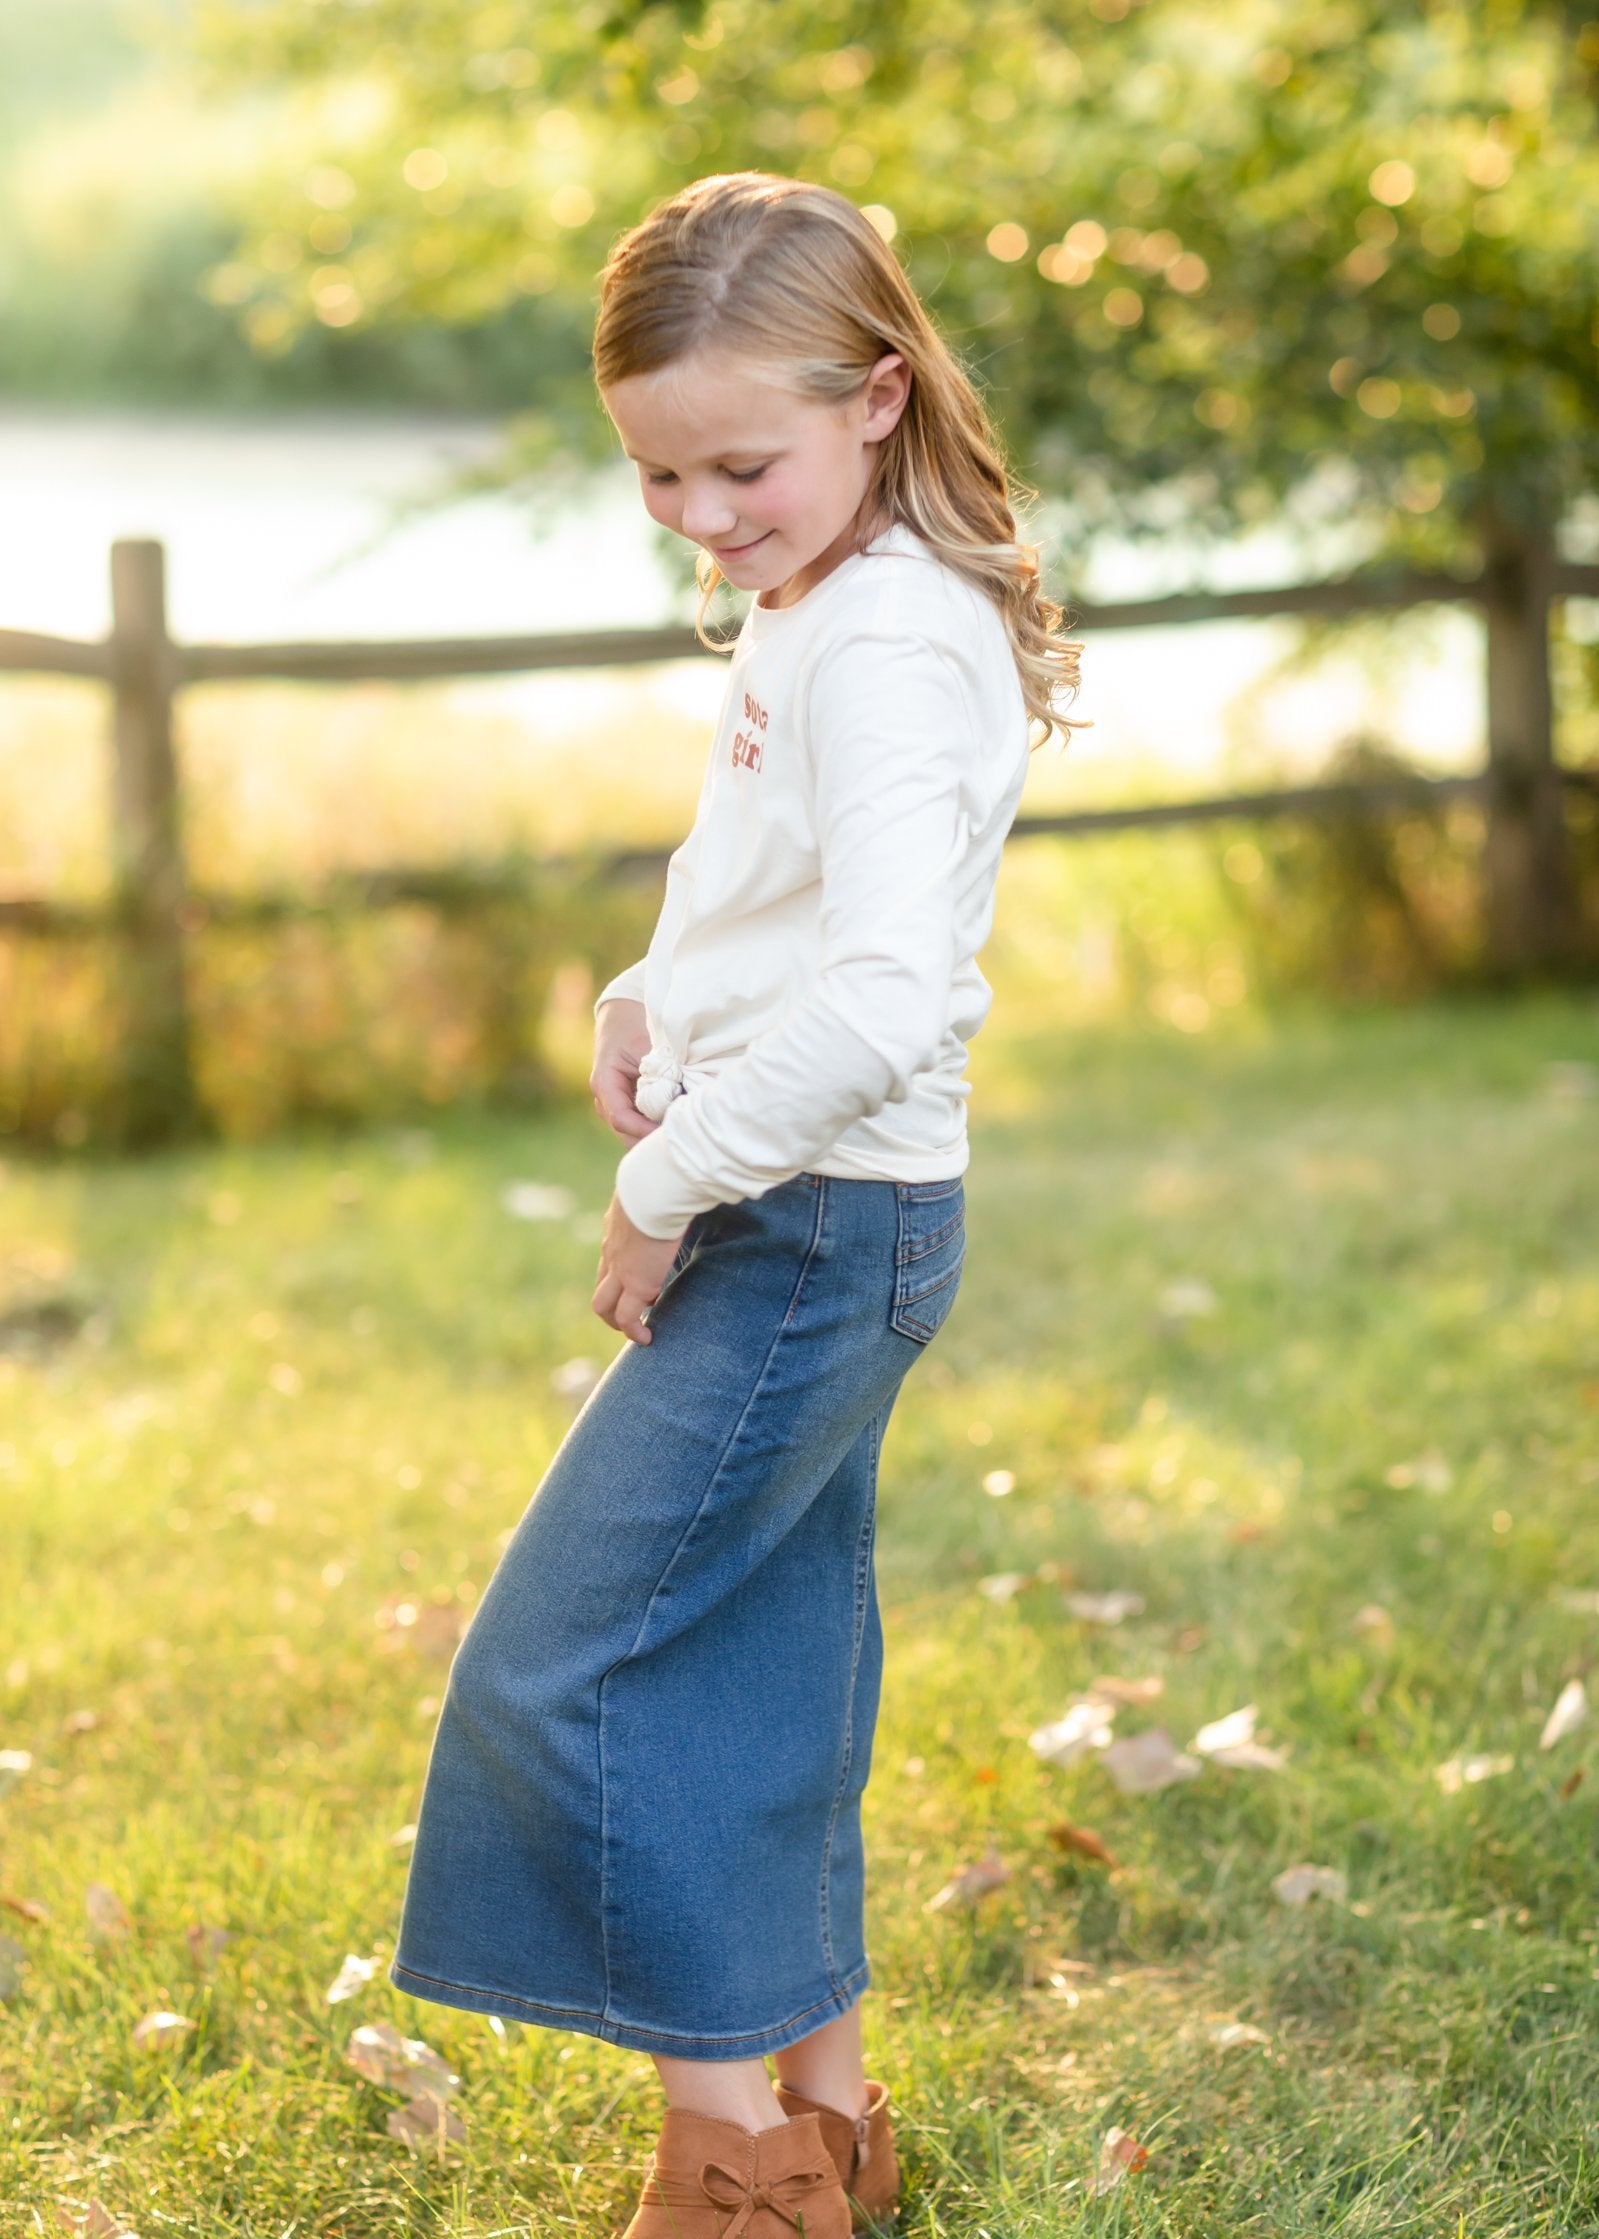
622;2106;850;2238
771;2081;899;2230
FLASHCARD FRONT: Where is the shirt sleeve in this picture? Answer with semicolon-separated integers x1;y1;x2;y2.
613;626;973;1238
593;958;648;1013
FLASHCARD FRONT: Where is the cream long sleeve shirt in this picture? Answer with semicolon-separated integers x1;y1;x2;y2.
594;520;1033;1240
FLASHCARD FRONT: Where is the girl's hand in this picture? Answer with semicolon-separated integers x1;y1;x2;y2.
592;1191;684;1346
590;997;660;1144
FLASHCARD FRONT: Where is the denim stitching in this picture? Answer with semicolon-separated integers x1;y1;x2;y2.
892;1188;965;1337
894;1203;965;1266
594;1178;830;2028
817;1405;882;1989
390;1957;869;2052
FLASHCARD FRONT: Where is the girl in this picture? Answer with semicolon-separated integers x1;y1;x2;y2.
392;172;1080;2237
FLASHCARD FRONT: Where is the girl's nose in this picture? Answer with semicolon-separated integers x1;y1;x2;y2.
679;482;740;541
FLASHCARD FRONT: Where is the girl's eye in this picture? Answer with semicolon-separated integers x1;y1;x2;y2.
642;465;769;486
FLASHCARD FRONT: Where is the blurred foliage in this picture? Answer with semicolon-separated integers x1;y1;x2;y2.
0;867;662;1149
0;0;591;407
10;788;1593;1148
177;0;1599;562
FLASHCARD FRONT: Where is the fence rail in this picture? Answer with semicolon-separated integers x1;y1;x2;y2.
1;535;1594;1140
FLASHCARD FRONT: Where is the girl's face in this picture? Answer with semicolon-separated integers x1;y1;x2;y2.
602;348;910;608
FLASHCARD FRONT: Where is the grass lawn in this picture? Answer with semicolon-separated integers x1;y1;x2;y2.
2;992;1598;2236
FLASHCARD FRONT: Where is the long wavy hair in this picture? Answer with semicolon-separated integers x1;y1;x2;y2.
592;172;1083;749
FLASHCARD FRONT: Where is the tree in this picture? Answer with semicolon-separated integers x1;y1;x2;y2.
190;0;1599;964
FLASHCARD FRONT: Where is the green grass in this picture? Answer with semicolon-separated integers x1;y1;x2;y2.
2;993;1598;2235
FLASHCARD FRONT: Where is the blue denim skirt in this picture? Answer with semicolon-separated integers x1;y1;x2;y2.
390;1169;964;2059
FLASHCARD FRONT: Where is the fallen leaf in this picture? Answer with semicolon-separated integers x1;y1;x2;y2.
85;1883;131;1942
1101;1729;1201;1794
1;1892;49;1924
1046;1820;1120;1868
326;1952;378;2004
501;1181;577;1221
1087;2125;1150;2195
1211;2021;1270;2049
1434;1753;1514;1794
53;2203;140;2238
0;1748;32;1800
1559;1766;1584;1799
1064;1590;1145;1625
1213;1738;1291;1771
977;1570;1033;1602
131;2010;194;2052
923;1843;1009;1914
185;1923;230;1970
1089;1674;1163;1706
1158;1278;1218;1320
1191;1704;1290;1771
1029;1698;1116;1766
549;1356;600;1401
1271;1863;1347;1906
387;2092;467;2154
1539;1678;1588;1750
0;1932;26;1999
1192;1705;1258;1755
62;1710;100;1737
346;2020;461;2101
389;1823;418;1850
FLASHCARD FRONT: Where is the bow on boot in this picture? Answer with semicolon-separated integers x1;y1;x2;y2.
666;2156;831;2237
623;2107;849;2239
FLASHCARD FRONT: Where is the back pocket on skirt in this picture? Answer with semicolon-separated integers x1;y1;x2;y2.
890;1178;965;1344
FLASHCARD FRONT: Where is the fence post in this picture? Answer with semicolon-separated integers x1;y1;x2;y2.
109;537;200;1141
1481;513;1575;973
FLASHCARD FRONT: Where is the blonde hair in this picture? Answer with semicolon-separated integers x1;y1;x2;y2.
593;172;1083;749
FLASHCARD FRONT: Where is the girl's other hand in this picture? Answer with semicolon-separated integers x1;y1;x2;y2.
590;997;660;1144
592;1191;684;1346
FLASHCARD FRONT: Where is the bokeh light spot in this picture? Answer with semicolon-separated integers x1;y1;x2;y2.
549;183;595;228
1166;251;1208;294
1368;159;1416;206
402;148;449;191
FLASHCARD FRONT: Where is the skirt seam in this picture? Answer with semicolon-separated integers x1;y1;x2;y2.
816;1405;880;1989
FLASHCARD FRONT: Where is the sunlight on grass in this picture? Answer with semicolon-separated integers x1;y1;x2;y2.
1;996;1596;2232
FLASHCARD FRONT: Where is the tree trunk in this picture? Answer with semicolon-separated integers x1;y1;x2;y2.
1480;511;1575;974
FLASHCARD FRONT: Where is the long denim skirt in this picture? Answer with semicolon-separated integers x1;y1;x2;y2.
390;1169;964;2059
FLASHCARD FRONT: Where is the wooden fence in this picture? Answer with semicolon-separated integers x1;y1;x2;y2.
1;533;1596;1141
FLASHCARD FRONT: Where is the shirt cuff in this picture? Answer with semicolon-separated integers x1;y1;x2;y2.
593;958;647;1013
614;1123;715;1239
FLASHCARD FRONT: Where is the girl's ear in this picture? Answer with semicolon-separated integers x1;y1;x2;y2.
861;351;912;441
